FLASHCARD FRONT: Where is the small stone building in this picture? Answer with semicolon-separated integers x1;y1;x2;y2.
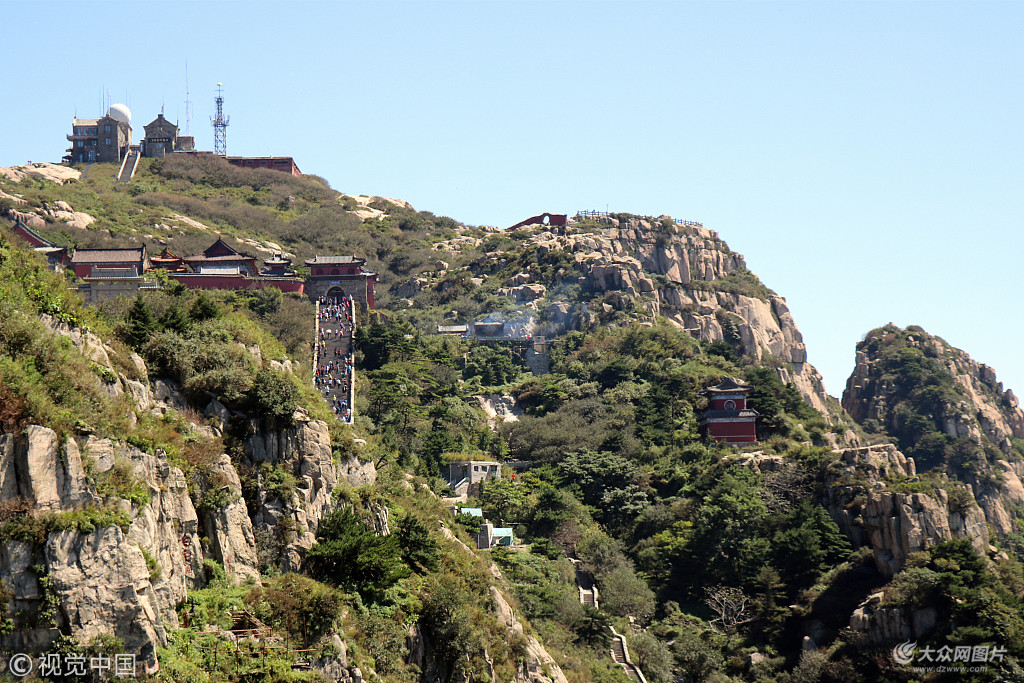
699;378;759;443
140;114;194;158
65;104;132;165
444;460;501;497
477;523;514;549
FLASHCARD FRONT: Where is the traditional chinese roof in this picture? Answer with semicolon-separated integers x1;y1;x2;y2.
304;255;366;265
85;266;140;279
262;254;292;266
71;247;146;264
705;378;752;394
185;237;255;262
151;247;180;260
11;219;57;248
151;248;188;272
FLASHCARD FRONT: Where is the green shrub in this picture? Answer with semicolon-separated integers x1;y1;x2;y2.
140;547;163;583
0;507;131;545
245;368;300;426
94;457;151;507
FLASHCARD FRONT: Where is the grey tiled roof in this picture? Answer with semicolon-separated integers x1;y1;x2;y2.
305;255;366;265
71;248;145;263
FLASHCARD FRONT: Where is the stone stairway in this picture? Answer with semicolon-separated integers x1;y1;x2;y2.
314;298;355;424
609;627;645;682
570;559;645;683
116;149;140;183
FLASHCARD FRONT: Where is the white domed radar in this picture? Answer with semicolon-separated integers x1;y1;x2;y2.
107;103;132;124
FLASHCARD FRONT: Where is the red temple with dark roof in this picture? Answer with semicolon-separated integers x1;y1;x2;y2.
699;378;759;443
184;237;257;276
70;246;147;278
11;219;70;271
149;247;188;272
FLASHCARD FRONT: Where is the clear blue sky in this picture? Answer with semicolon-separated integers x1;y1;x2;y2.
4;1;1024;402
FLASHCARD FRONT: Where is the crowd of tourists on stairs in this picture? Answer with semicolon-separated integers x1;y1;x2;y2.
315;295;355;423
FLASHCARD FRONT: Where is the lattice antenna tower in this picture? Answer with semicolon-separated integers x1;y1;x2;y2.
211;82;229;156
184;62;192;136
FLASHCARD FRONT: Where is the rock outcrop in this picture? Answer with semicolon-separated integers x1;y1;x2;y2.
847;591;938;645
462;215;831;413
489;585;570;683
841;324;1024;535
242;415;376;571
0;427;204;672
826;445;989;577
476;394;523;425
843;325;1024;451
0;163;81;185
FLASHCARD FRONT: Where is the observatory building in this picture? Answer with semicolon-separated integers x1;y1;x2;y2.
140;113;194;158
66;104;133;164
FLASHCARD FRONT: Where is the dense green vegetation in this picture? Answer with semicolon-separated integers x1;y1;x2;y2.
852;324;1019;476
5;155;1024;681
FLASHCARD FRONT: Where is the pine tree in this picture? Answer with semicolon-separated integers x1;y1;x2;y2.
124;296;156;350
159;303;191;335
396;514;439;573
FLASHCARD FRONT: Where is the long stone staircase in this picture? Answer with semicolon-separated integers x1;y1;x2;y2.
609;626;646;682
571;559;646;683
116;149;140;183
314;297;355;424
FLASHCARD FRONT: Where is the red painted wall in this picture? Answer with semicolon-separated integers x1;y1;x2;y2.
168;274;305;293
707;420;757;442
710;397;747;411
72;262;144;278
13;223;49;248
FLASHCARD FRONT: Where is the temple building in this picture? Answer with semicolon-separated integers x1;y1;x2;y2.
65;104;132;165
70;246;148;279
699;378;759;443
304;255;377;309
260;253;296;277
10;219;70;271
148;247;188;272
140;114;195;158
184;237;257;276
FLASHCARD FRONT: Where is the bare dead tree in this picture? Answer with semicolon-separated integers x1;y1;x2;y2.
704;586;755;634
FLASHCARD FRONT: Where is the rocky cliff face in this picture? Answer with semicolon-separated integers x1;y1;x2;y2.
843;324;1024;452
825;444;989;577
0;427;202;673
841;325;1024;535
0;415;378;671
459;215;831;413
242;415;376;572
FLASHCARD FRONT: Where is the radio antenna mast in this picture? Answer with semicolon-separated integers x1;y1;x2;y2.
185;62;192;136
211;83;229;156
